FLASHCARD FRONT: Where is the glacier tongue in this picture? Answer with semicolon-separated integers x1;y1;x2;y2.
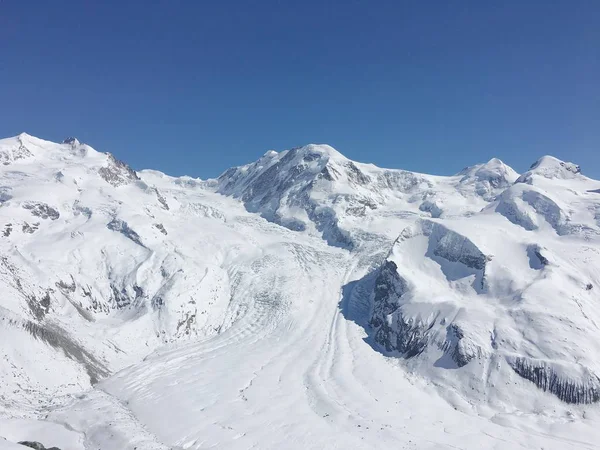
2;135;600;449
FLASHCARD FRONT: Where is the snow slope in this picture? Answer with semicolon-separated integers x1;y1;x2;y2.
1;134;600;449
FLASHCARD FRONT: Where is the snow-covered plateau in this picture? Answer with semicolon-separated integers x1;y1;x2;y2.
1;133;600;449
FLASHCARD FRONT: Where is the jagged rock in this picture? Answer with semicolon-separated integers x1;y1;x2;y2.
27;291;51;321
527;244;549;269
62;136;79;145
369;261;433;356
509;357;600;404
110;284;132;309
56;276;77;294
0;136;33;165
3;223;12;236
176;310;197;336
18;440;62;450
419;200;443;218
153;187;169;210
370;221;488;357
439;324;480;367
22;202;60;220
217;144;429;248
99;153;139;187
375;312;434;357
370;261;407;322
81;284;109;314
133;285;144;299
154;223;168;235
106;218;144;246
344;161;371;185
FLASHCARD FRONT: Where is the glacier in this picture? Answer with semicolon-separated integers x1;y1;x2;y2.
1;133;600;449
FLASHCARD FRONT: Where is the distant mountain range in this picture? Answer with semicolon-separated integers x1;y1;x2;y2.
1;133;599;449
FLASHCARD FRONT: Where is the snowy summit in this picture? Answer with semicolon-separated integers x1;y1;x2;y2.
1;134;600;449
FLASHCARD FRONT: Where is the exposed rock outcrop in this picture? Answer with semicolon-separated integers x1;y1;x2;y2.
0;135;33;165
509;357;600;404
19;440;62;449
22;202;60;220
99;153;139;187
106;218;144;247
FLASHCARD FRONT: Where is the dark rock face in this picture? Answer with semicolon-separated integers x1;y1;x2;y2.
110;284;132;309
217;146;427;249
19;440;62;449
3;223;12;237
370;261;407;322
106;218;144;247
23;220;40;232
344;162;371;185
438;324;478;367
99;153;140;187
509;357;600;404
221;154;355;248
375;311;434;357
527;244;549;269
81;284;109;314
305;203;354;250
153;223;168;235
369;261;433;357
367;221;491;369
176;310;197;336
105;283;145;310
419;200;443;218
22;202;60;220
154;187;169;210
369;222;488;359
27;291;51;321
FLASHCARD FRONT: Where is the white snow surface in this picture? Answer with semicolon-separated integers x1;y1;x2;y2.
1;133;600;449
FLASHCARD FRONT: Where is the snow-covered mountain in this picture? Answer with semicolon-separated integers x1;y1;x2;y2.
2;133;600;449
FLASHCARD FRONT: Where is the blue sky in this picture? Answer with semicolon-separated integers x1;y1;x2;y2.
1;1;598;178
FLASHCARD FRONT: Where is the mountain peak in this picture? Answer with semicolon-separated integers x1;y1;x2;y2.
280;144;347;166
62;137;80;146
517;155;582;183
457;157;516;177
456;157;518;199
530;155;580;173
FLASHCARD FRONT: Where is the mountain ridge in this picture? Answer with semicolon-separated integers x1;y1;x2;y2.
1;133;600;449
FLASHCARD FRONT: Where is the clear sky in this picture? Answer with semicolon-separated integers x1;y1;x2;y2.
1;1;598;179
